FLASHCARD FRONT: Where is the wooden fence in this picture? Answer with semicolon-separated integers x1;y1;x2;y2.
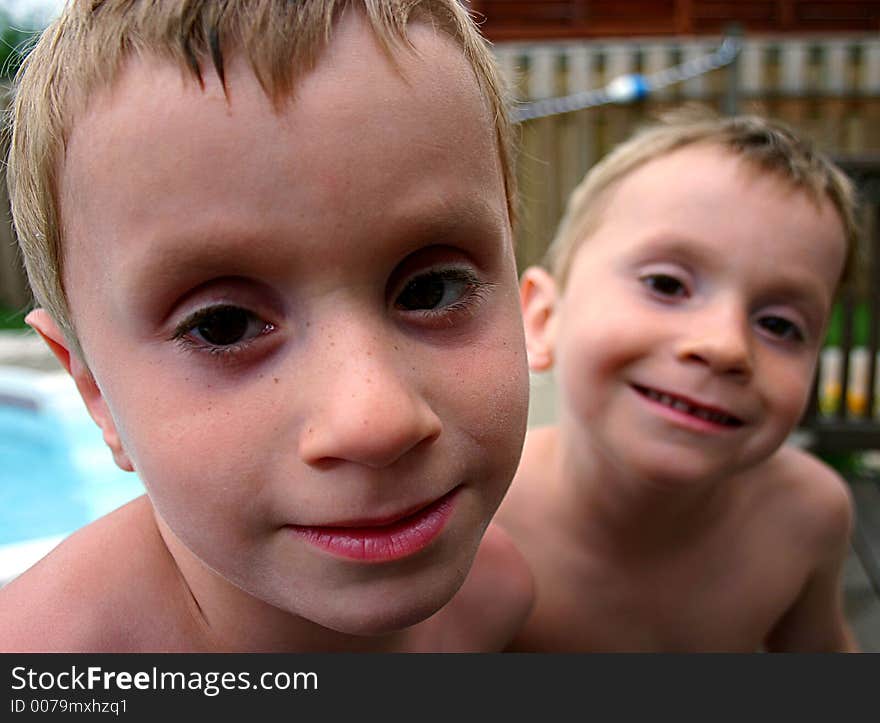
502;33;880;268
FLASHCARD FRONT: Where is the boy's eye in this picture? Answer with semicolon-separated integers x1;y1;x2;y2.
394;268;479;312
641;273;688;298
175;305;273;350
757;315;804;342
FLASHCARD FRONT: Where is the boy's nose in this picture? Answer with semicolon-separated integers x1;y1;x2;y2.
675;306;753;378
297;338;442;470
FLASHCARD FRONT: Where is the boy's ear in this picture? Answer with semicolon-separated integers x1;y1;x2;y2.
519;266;558;372
26;309;135;473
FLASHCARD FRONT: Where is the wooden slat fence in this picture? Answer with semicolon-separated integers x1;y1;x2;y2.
501;33;880;269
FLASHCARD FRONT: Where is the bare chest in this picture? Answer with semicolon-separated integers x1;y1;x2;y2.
515;535;808;652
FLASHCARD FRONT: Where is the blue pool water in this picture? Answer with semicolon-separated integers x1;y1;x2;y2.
0;367;145;547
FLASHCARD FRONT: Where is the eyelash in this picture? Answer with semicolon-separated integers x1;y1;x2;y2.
394;266;492;324
756;316;805;343
640;273;689;300
172;304;274;357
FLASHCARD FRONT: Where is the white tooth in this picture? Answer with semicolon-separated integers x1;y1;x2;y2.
672;400;689;412
660;394;674;406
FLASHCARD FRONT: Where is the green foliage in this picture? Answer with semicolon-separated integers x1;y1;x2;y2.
0;303;28;329
817;451;862;477
0;10;40;79
824;301;870;348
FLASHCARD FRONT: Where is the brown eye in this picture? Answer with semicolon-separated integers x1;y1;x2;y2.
642;274;687;298
196;307;251;346
396;273;447;310
394;269;476;312
758;315;804;342
175;304;272;351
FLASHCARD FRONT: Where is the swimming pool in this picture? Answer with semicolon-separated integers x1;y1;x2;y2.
0;366;144;582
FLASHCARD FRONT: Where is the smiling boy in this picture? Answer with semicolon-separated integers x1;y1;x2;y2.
497;112;860;651
0;0;532;652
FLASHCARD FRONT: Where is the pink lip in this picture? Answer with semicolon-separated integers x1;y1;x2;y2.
288;487;459;563
631;383;744;433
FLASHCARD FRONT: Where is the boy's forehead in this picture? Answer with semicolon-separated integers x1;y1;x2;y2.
59;9;498;198
56;9;509;316
602;144;832;226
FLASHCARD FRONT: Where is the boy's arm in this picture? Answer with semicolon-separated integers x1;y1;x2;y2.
763;556;859;652
764;464;859;652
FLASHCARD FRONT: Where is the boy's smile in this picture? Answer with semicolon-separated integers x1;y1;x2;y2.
543;144;846;484
629;384;744;431
53;10;528;636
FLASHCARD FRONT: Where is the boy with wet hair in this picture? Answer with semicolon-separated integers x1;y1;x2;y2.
497;111;861;651
0;0;533;652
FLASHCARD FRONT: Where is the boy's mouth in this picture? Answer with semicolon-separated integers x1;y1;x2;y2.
287;487;460;563
631;384;744;428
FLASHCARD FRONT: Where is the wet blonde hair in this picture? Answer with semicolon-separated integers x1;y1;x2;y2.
545;109;858;290
7;0;517;355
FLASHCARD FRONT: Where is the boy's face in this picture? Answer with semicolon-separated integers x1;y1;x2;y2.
526;144;846;484
52;12;528;634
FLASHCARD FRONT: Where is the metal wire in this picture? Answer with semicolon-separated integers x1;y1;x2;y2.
511;34;743;123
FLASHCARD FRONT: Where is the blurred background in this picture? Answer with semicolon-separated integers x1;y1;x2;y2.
466;0;880;649
0;0;879;648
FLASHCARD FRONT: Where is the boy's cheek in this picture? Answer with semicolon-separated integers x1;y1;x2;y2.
771;370;815;430
440;311;529;463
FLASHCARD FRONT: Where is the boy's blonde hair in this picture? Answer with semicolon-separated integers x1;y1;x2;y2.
545;110;858;290
7;0;517;354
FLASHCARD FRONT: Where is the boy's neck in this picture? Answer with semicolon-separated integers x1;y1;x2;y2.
551;421;741;557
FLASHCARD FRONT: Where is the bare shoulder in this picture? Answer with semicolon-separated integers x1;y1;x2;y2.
467;522;535;632
761;444;854;551
519;425;558;470
0;496;189;652
416;522;534;651
758;446;859;651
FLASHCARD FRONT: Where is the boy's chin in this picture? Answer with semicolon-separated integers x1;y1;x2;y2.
277;526;486;639
313;568;469;638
